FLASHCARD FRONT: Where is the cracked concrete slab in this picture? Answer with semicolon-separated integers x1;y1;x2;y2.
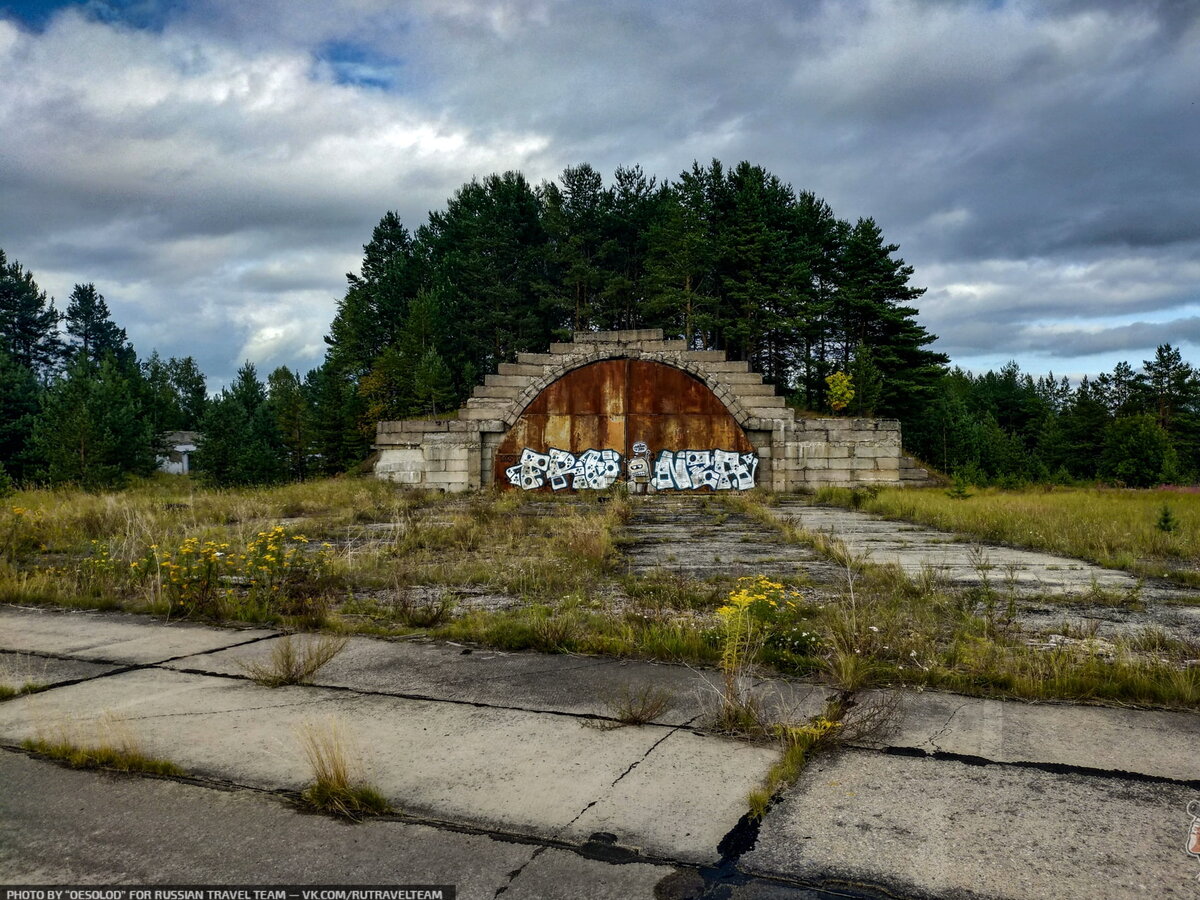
621;497;840;582
743;749;1199;899
771;501;1182;600
863;690;1200;783
564;727;778;862
167;634;830;728
0;606;278;664
0;750;529;896
0;667;774;861
1014;600;1200;645
0;650;118;690
503;847;677;899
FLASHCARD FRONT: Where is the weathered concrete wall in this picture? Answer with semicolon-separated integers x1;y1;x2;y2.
374;421;483;490
374;329;926;492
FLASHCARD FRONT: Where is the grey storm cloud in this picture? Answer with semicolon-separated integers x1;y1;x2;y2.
1014;318;1200;358
0;0;1198;387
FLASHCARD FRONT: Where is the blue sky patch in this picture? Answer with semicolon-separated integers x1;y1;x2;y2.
0;0;182;31
315;40;401;90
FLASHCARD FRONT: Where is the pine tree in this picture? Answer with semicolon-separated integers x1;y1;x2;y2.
599;165;663;331
848;344;884;417
543;163;609;331
420;171;554;378
267;366;311;480
1139;344;1200;475
306;362;370;475
412;348;456;417
194;363;285;486
0;249;63;377
1100;414;1176;488
325;212;424;378
141;351;187;435
903;370;978;474
30;355;157;488
1097;362;1142;417
64;283;130;365
642;188;715;347
1060;376;1112;479
168;356;209;429
833;218;946;420
0;347;41;481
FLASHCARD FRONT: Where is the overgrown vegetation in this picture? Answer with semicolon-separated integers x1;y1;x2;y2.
2;479;1198;713
298;720;392;820
728;491;1200;708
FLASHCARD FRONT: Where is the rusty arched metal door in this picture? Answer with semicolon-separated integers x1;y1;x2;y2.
493;359;757;491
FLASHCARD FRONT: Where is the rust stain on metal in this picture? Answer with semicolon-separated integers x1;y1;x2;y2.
494;359;755;490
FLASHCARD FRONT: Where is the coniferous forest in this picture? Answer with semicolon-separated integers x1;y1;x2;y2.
2;161;1198;490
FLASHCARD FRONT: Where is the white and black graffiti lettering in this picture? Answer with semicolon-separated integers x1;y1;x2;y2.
651;449;758;491
505;447;623;491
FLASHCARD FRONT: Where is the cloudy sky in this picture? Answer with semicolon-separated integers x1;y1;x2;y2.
1;0;1198;388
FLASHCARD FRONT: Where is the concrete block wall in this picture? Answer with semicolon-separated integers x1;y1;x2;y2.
757;418;905;490
374;329;912;492
374;420;484;492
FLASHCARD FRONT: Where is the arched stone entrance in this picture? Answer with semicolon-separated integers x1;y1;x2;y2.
373;328;920;491
493;359;757;491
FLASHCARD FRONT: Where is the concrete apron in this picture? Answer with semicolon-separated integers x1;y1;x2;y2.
744;749;1199;900
5;605;1200;897
772;502;1157;596
0;607;782;865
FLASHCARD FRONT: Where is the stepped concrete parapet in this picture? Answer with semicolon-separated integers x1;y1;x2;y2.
374;329;934;492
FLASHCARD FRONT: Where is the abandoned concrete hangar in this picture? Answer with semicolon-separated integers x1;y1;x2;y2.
374;329;931;492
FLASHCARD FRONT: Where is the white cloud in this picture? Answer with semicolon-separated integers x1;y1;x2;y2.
0;0;1198;387
0;8;556;386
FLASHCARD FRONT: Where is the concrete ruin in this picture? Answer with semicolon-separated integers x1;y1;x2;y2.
373;329;933;492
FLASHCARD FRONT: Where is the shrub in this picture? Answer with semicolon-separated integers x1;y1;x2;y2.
1156;504;1179;534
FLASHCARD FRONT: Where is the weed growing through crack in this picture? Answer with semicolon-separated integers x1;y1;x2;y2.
298;719;392;820
712;579;769;733
0;682;43;700
23;714;183;776
0;655;46;700
747;692;900;820
747;707;842;820
604;684;676;726
239;634;349;687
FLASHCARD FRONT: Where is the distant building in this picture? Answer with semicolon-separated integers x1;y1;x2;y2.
159;431;200;475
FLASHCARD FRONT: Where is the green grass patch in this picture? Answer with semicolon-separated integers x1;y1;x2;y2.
0;681;43;701
23;735;183;776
